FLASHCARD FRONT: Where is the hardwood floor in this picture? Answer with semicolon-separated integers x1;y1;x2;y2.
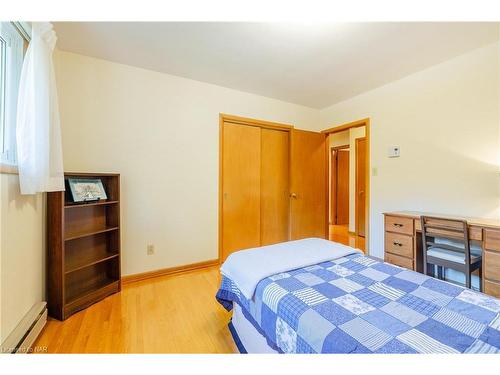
34;267;236;353
35;229;365;353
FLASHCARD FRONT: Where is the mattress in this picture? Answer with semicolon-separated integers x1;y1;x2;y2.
217;248;500;354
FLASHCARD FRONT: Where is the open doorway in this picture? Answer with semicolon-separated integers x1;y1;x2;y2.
330;145;350;226
325;119;369;253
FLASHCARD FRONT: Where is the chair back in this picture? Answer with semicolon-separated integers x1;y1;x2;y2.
421;216;471;262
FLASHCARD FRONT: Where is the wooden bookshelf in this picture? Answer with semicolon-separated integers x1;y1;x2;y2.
47;173;121;320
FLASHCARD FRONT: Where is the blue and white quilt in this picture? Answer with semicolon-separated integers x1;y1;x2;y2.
216;252;500;353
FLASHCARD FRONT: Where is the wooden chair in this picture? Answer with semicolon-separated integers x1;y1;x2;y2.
421;216;482;290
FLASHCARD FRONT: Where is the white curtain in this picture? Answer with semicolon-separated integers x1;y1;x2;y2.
16;22;64;195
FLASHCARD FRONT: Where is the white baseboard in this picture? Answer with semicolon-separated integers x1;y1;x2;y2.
1;302;47;354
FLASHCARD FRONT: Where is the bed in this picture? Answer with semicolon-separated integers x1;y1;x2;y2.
216;238;500;354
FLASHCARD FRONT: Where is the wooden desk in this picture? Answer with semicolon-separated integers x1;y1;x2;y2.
383;211;500;297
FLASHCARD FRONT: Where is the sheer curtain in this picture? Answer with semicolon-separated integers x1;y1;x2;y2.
16;22;64;195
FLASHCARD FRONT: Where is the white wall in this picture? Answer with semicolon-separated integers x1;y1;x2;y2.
0;173;45;343
318;42;500;258
329;129;350;148
54;51;321;276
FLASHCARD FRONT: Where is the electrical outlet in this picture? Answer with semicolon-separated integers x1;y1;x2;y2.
147;244;155;255
388;146;400;158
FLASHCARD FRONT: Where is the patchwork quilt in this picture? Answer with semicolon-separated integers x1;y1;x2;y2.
216;253;500;353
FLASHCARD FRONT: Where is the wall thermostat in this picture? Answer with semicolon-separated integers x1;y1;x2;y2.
388;146;400;158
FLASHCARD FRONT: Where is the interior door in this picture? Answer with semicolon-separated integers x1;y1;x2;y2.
356;137;367;237
336;149;350;225
261;128;290;246
222;122;261;260
330;148;336;224
290;129;327;240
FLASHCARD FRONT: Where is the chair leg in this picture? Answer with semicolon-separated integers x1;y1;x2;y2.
423;261;427;277
465;271;472;289
437;266;444;280
427;264;434;277
478;266;483;292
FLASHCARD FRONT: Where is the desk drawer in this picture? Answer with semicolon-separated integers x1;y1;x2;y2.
385;232;414;258
484;250;500;282
469;227;482;241
385;215;414;235
484;280;500;298
484;229;500;252
385;252;414;270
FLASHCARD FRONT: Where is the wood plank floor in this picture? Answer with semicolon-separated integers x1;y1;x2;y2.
34;230;365;353
34;267;236;353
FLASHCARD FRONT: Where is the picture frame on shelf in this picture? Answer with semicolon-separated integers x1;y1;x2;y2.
68;178;108;203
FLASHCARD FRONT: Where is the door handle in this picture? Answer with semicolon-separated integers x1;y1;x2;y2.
290;193;297;199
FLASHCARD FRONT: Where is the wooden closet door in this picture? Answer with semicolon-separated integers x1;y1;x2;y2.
222;123;261;260
290;129;327;240
261;128;289;246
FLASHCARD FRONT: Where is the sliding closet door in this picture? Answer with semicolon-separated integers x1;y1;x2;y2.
290;129;327;240
222;123;261;260
260;128;289;246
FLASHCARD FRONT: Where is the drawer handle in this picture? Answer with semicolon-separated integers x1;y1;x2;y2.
393;241;403;247
393;223;404;227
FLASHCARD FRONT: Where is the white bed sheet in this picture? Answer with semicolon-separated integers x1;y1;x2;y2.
221;238;360;300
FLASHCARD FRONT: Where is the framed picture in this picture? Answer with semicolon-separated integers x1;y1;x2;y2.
68;178;108;202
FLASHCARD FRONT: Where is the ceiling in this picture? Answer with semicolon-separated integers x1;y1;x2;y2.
53;22;499;109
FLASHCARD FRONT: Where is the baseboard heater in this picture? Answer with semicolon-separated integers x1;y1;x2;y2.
1;302;47;354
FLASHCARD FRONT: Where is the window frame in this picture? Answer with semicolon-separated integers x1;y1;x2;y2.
0;31;8;163
0;22;30;173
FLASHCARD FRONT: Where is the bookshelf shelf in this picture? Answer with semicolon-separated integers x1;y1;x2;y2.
64;200;119;209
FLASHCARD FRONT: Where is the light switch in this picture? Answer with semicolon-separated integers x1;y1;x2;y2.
388;146;400;158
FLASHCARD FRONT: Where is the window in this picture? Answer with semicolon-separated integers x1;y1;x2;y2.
0;22;24;166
